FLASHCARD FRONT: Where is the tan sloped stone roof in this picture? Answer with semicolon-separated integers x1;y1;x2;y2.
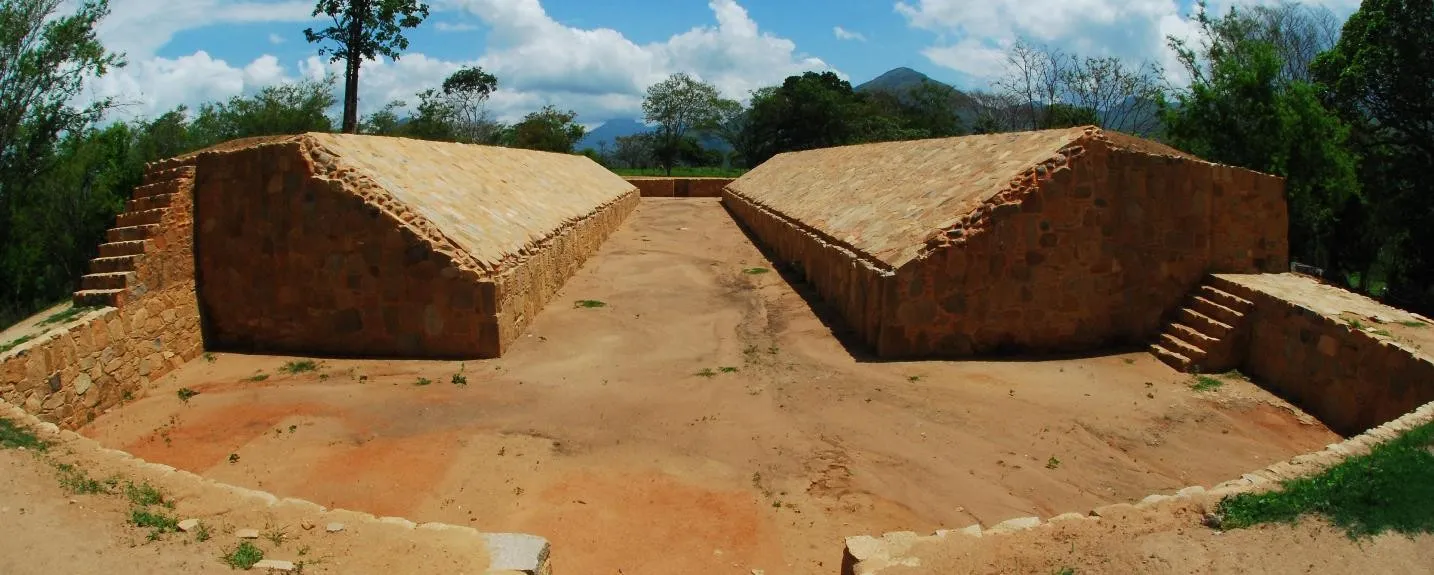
305;133;635;272
728;127;1106;268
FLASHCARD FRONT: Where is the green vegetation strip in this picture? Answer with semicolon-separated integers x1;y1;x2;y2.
0;417;45;450
1215;421;1434;537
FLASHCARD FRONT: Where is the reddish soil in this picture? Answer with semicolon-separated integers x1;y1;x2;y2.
81;199;1340;575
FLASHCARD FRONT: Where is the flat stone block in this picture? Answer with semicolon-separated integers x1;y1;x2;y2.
483;533;551;574
989;516;1042;533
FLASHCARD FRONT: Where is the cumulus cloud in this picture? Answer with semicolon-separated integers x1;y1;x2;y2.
434;21;480;32
90;0;832;124
833;26;866;42
895;0;1359;86
268;33;287;45
99;0;314;59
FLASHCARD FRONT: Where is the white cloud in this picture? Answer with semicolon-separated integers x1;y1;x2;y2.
99;0;314;59
268;32;287;45
89;0;832;125
434;21;480;32
833;26;866;42
895;0;1359;87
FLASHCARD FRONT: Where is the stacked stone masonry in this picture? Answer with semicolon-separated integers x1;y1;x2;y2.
625;177;733;198
195;134;637;359
725;126;1288;358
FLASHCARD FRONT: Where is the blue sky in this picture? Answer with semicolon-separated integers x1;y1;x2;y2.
89;0;1360;125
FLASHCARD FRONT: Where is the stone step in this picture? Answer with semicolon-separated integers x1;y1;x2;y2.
106;224;160;242
1199;284;1254;312
1177;307;1234;339
131;180;181;199
126;193;174;212
115;208;166;228
1149;343;1193;372
80;272;133;291
1190;296;1244;326
89;255;138;274
73;289;125;308
1168;322;1220;348
141;165;195;186
97;240;147;258
1158;332;1208;361
1207;275;1260;303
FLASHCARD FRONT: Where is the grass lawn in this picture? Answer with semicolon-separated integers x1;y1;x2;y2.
1215;421;1434;537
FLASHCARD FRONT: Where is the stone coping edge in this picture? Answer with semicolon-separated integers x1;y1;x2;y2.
0;398;552;575
842;398;1434;575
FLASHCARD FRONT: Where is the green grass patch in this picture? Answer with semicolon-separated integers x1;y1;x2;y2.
452;373;467;385
194;521;211;542
203;352;216;363
1372;329;1394;337
0;334;35;354
222;541;265;569
130;508;179;536
245;373;269;382
415;377;432;386
742;267;769;275
0;417;44;450
278;360;319;375
1398;320;1426;328
177;388;198;402
1344;318;1366;330
1191;375;1224;392
719;366;739;373
124;481;170;508
574;299;607;309
1046;456;1062;469
39;305;97;327
56;463;106;494
695;368;717;378
611;167;747;178
1215;421;1434;538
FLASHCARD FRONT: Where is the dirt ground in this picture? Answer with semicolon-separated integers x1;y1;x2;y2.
879;499;1434;575
79;199;1340;575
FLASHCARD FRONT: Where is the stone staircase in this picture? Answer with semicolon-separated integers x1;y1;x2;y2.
72;164;194;308
1149;276;1257;373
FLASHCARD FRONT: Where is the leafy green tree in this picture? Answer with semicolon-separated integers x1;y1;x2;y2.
0;0;124;324
642;73;723;175
360;100;406;136
1163;1;1358;278
188;77;337;145
1040;103;1100;129
305;0;430;133
506;105;584;153
1313;0;1434;309
441;66;500;143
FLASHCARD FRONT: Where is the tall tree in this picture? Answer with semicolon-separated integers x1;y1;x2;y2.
642;73;723;175
1313;0;1434;309
305;0;430;133
440;66;501;144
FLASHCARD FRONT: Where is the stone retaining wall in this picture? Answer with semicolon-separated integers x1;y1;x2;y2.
625;177;733;198
0;160;204;429
723;190;893;349
492;190;640;353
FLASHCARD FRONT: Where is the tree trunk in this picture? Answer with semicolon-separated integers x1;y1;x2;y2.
341;0;366;133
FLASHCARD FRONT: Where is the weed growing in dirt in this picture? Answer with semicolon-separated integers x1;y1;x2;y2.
1398;320;1426;328
263;526;288;546
1046;456;1062;469
177;388;198;403
1344;318;1366;330
1122;358;1136;365
907;375;921;382
279;360;319;375
1372;329;1394;337
203;352;216;363
0;417;44;450
742;267;769;275
245;373;269;382
574;299;607;309
452;373;467;385
1056;568;1076;575
1191;375;1223;392
695;368;717;378
719;366;739;373
415;377;433;386
40;305;97;326
0;334;35;354
1214;421;1434;537
122;390;134;401
124;481;170;508
131;508;179;540
223;541;264;569
57;463;105;494
228;453;240;464
194;521;211;542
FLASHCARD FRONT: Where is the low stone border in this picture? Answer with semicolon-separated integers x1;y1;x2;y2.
842;399;1434;575
0;399;552;575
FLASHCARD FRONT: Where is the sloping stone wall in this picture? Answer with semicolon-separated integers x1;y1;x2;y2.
0;159;204;428
877;138;1288;357
626;177;733;198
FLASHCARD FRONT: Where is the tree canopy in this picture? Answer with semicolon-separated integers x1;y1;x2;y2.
305;0;430;132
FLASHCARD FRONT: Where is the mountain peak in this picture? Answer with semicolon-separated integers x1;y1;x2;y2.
856;67;942;94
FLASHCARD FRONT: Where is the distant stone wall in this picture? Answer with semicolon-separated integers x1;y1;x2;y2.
878;139;1288;357
626;177;734;198
0;159;204;429
1223;278;1434;435
492;190;639;353
194;141;500;358
723;191;892;349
